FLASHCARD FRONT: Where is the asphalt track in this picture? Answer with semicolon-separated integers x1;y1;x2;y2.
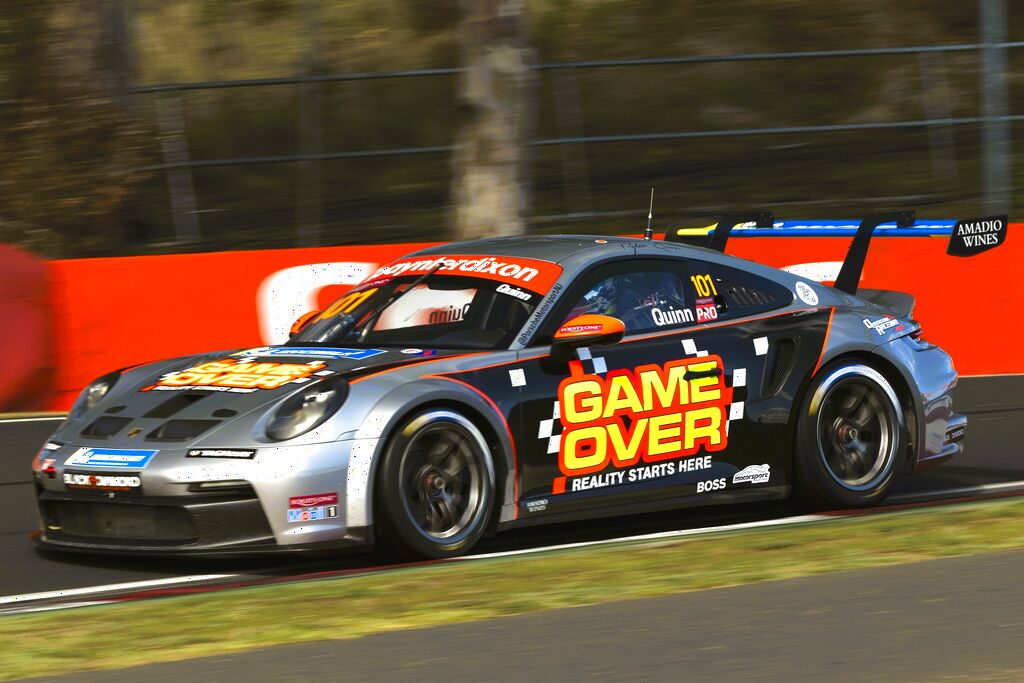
25;549;1024;682
1;376;1021;601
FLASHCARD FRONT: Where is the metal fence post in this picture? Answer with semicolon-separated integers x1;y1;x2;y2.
980;0;1010;215
296;0;325;247
917;52;959;194
153;93;202;244
552;65;594;217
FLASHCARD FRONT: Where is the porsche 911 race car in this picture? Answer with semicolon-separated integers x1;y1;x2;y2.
30;210;1001;558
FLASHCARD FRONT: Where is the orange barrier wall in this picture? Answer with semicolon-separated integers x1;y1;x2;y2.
0;246;52;411
44;229;1020;409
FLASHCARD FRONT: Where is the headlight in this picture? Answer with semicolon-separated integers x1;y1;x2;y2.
69;371;120;419
265;376;349;441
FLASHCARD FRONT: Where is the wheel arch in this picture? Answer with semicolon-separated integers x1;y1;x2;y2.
794;349;919;475
357;385;516;532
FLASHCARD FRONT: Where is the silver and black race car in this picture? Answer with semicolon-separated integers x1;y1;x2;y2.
31;211;993;558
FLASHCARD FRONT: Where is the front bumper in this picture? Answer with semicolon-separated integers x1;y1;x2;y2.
33;439;377;556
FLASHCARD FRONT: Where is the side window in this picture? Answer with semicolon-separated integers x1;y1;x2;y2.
559;261;694;335
688;261;792;322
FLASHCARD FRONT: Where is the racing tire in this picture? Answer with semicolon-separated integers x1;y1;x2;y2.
375;409;496;559
794;361;904;509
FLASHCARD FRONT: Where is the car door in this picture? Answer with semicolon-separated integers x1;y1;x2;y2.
510;257;737;520
679;258;834;496
509;256;831;521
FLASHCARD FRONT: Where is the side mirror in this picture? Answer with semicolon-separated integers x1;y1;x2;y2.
551;314;625;361
289;310;320;338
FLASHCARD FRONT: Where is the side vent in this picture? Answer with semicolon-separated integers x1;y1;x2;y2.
903;404;919;474
81;416;132;439
147;420;221;442
761;338;796;397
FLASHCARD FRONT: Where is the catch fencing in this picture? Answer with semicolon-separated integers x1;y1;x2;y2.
98;0;1019;247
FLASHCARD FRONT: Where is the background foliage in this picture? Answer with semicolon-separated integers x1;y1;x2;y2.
0;1;1020;257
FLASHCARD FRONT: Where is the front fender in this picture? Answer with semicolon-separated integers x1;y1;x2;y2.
342;376;518;529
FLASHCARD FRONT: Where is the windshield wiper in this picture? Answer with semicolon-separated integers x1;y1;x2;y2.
349;262;445;342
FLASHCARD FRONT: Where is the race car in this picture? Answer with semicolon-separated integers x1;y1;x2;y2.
30;210;999;558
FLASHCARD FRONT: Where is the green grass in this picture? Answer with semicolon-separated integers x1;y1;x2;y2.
3;497;1024;679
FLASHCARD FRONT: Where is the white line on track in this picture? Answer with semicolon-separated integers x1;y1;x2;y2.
889;479;1024;502
0;574;240;606
462;513;831;561
3;480;1024;611
0;416;66;424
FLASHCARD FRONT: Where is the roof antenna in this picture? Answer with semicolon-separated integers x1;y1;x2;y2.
643;188;655;240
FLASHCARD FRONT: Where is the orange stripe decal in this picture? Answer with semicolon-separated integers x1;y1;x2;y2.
347;352;487;385
813;307;836;375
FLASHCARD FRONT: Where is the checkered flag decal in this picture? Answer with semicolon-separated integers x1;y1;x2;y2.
537;401;562;454
575;347;607;374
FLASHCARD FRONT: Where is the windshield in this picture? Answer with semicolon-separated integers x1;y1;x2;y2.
292;254;561;349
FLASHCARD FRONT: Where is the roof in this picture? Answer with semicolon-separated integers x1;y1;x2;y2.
414;234;668;264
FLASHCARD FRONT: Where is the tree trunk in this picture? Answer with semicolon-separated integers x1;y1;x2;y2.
451;0;535;240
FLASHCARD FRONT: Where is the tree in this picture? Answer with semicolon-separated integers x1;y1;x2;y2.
450;0;536;239
0;1;153;258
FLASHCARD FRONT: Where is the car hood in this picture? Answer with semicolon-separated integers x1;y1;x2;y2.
55;345;463;446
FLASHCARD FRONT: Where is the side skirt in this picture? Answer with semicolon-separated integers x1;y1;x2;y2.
498;486;791;531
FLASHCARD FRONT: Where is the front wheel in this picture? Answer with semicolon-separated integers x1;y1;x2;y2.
375;409;495;559
795;361;905;509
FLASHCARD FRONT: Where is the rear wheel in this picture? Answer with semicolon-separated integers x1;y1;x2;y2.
795;361;904;508
375;409;495;559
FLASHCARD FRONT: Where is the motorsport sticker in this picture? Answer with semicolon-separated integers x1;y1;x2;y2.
63;471;142;492
144;358;333;393
863;316;902;336
187;449;257;459
554;355;731;494
947;215;1007;257
794;281;819;306
64;448;158;470
732;463;771;484
234;347;386;361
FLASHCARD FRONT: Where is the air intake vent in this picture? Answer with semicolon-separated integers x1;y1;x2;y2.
724;284;774;308
81;416;132;439
144;393;207;419
762;338;796;397
146;420;220;442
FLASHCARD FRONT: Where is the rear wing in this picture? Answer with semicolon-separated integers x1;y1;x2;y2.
664;211;774;250
664;211;1008;294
